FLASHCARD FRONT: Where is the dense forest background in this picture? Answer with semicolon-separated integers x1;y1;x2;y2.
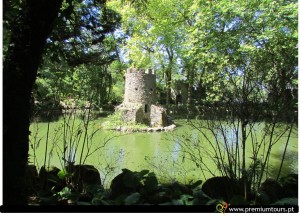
4;0;298;114
2;0;297;206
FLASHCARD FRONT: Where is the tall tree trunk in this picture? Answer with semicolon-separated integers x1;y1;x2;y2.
165;66;172;106
240;73;250;201
165;47;173;106
187;63;195;106
3;0;63;205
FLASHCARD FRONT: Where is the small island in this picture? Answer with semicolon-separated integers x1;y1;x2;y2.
102;68;176;132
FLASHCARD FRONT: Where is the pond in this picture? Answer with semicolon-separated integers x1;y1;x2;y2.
29;117;298;188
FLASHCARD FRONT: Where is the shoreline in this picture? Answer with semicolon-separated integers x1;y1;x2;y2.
105;124;177;133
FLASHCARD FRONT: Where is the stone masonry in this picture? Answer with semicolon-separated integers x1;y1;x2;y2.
116;68;172;127
124;68;156;105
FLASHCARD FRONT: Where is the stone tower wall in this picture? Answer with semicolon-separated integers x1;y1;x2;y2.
124;68;156;105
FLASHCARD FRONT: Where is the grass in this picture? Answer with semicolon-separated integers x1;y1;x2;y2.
101;111;149;130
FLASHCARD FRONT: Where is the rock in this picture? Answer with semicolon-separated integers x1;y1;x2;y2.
116;126;121;131
256;191;271;205
259;179;285;204
272;197;298;205
147;128;153;132
279;173;298;198
164;124;176;131
73;165;101;192
126;128;133;133
115;124;176;133
140;128;147;132
152;127;162;132
110;169;142;199
202;176;242;202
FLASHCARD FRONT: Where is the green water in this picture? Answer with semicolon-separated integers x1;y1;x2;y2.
29;118;298;187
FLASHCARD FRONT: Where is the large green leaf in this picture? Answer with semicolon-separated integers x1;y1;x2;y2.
124;192;141;205
57;170;65;180
180;194;194;205
171;199;184;205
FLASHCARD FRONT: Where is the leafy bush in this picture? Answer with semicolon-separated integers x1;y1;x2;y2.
104;168;203;205
29;164;298;206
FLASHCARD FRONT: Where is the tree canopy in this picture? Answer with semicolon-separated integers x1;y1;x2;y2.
108;0;297;106
7;0;295;111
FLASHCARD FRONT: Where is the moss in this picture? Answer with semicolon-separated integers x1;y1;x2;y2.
101;111;148;130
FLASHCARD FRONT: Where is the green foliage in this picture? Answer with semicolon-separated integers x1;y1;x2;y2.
30;0;296;113
29;162;297;206
107;168;203;205
101;111;148;130
57;169;73;180
31;0;125;113
101;111;123;128
92;194;112;205
272;198;298;206
46;0;121;66
108;0;297;108
53;186;80;202
124;192;141;205
109;60;127;104
34;61;121;113
26;0;297;206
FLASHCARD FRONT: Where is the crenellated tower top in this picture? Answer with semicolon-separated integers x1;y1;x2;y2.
126;68;155;75
124;68;156;105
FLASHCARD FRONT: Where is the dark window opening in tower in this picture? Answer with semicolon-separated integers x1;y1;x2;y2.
150;88;153;91
135;87;138;91
145;104;148;113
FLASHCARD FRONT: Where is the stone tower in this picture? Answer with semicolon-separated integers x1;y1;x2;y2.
124;68;156;105
116;68;171;127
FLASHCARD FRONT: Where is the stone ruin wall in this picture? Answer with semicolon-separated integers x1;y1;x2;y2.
150;105;168;127
171;81;188;105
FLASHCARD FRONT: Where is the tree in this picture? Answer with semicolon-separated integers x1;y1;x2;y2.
3;0;64;205
182;0;297;200
109;0;190;105
46;0;121;67
33;0;122;111
3;0;121;205
110;0;296;201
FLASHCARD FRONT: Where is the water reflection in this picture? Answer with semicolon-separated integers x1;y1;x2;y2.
171;140;181;162
30;119;298;184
